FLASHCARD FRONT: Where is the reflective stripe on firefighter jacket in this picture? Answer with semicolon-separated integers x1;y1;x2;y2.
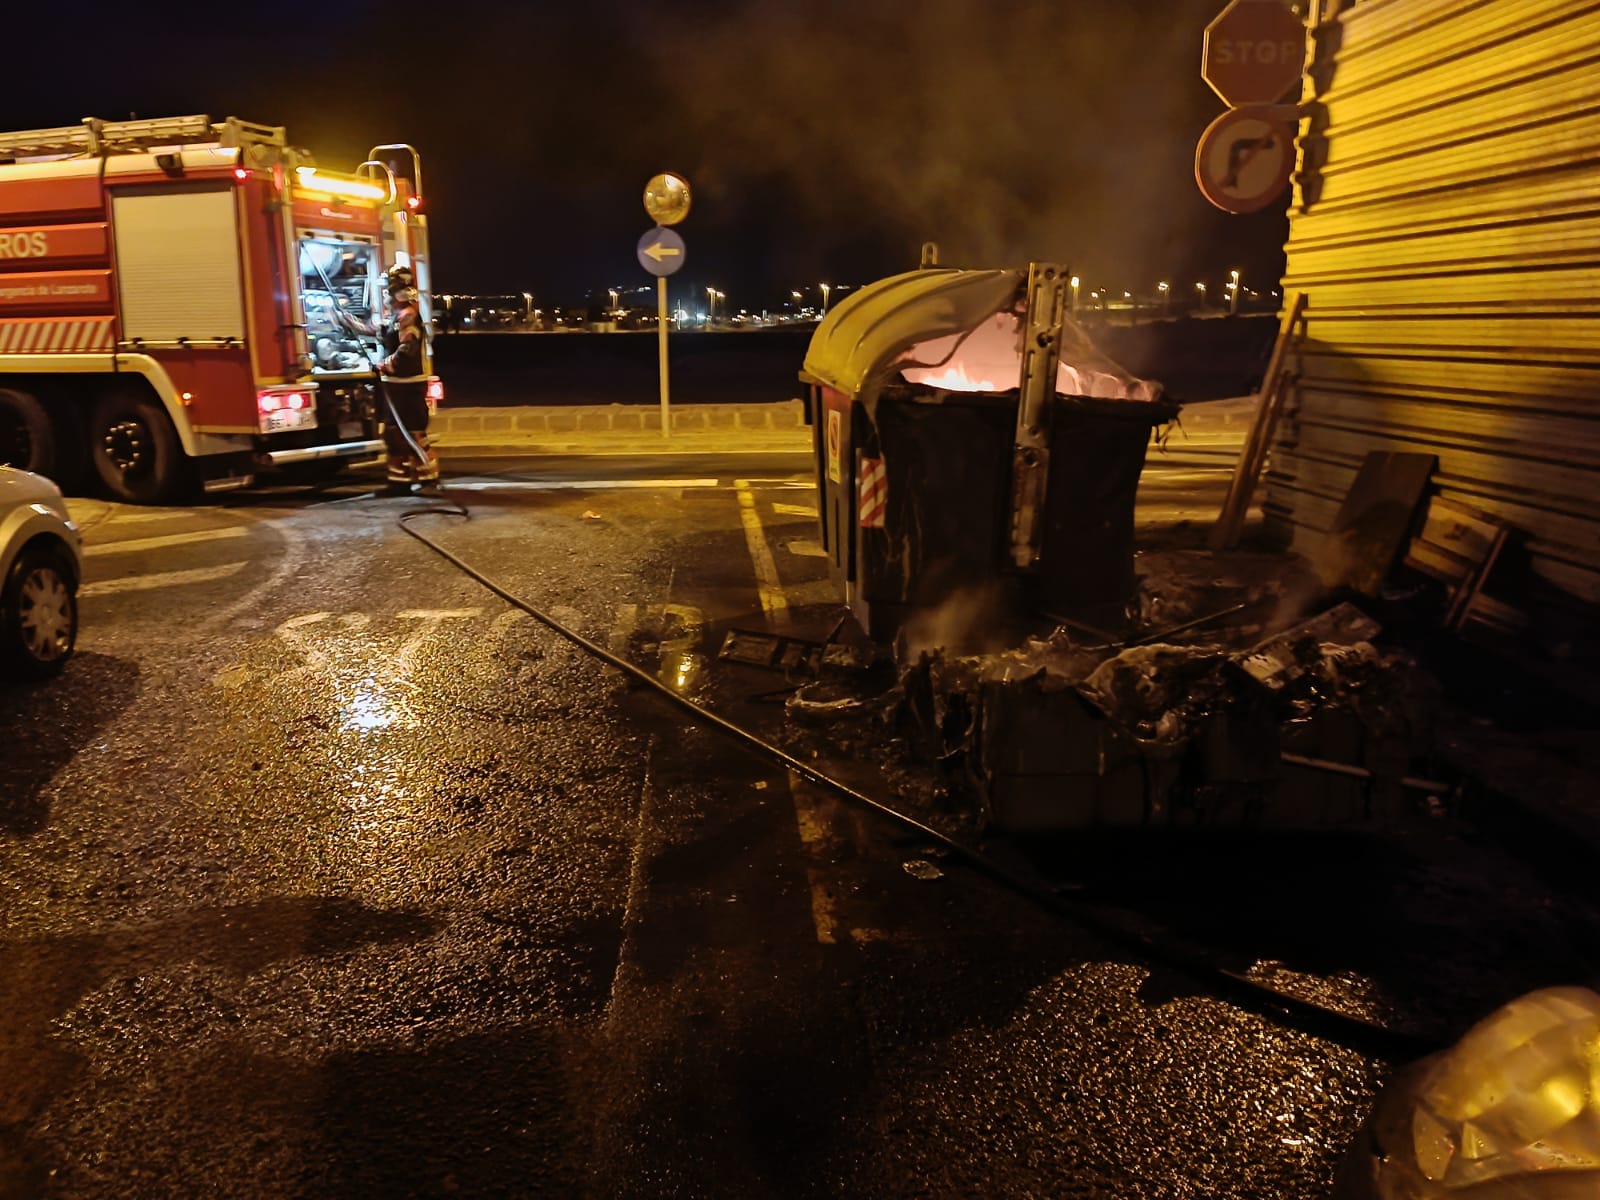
381;300;427;382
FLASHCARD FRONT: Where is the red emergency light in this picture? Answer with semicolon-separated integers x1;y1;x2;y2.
257;389;311;413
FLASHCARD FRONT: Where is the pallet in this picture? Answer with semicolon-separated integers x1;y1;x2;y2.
1400;495;1516;635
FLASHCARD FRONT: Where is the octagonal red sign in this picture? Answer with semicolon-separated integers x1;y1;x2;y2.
1202;0;1306;107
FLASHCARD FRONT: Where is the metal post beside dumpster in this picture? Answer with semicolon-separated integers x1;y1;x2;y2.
799;265;1177;647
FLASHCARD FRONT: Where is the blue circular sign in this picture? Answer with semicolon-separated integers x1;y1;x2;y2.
637;227;687;277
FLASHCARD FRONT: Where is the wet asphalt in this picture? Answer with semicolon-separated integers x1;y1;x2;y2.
2;451;1597;1198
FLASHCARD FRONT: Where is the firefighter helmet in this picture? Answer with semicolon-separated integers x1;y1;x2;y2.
386;265;416;294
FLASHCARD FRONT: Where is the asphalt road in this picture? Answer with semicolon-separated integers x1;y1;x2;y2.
3;447;1597;1198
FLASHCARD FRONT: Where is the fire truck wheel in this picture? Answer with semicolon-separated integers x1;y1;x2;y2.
89;394;185;504
0;388;57;478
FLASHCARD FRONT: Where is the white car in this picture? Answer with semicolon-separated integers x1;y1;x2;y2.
0;466;82;678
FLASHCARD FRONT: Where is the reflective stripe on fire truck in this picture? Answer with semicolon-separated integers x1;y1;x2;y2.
858;457;887;529
0;317;115;353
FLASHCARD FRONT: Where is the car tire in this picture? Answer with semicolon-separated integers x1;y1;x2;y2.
90;392;187;504
0;388;57;478
0;545;77;679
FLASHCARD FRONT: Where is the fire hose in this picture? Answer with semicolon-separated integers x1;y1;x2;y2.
394;504;1445;1064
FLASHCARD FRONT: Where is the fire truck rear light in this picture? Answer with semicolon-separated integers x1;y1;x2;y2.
233;167;249;182
257;388;319;433
425;377;444;403
406;195;422;211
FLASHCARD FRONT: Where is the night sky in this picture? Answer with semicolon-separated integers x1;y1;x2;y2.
9;0;1290;310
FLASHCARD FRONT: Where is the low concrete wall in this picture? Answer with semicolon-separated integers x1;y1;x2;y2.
430;401;811;452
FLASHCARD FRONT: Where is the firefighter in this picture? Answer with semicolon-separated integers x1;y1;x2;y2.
340;265;438;494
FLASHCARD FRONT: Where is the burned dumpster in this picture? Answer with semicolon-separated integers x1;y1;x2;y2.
799;264;1177;647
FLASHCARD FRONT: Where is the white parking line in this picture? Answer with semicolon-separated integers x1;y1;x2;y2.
735;478;788;623
104;508;209;524
80;561;247;597
772;503;819;518
85;525;249;556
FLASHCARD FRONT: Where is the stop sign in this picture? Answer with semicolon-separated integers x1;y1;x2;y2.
1202;0;1306;107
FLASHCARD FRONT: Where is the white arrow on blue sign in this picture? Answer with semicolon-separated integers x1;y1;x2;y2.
637;227;687;277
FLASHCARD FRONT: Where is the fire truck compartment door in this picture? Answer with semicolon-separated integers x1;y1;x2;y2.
112;187;245;343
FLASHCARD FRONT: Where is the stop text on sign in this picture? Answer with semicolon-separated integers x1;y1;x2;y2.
1207;37;1301;66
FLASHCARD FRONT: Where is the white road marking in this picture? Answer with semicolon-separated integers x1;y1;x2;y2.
103;508;209;524
772;503;819;518
80;561;247;597
85;525;248;556
198;514;305;639
735;478;788;624
445;478;720;492
784;539;828;558
393;609;484;674
271;612;336;684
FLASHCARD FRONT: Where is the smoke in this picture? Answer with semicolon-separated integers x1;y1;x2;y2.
639;0;1231;283
897;583;1017;660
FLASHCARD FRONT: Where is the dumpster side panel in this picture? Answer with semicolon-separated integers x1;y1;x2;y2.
857;394;1016;641
1037;404;1159;611
816;386;856;585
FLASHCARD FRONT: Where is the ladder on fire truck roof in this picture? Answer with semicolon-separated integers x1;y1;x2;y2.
0;115;287;161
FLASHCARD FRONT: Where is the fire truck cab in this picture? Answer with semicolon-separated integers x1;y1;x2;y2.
0;114;440;502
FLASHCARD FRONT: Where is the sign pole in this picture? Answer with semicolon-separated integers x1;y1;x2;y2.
640;171;692;442
657;277;670;438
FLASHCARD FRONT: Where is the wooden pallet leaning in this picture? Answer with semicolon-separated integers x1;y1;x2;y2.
1400;495;1517;635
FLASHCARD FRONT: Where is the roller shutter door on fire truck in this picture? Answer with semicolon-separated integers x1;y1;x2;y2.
112;187;245;342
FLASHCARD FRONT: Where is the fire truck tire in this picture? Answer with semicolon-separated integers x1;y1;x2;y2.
0;388;57;478
89;393;187;504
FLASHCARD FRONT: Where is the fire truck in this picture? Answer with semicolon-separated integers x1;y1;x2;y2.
0;114;441;502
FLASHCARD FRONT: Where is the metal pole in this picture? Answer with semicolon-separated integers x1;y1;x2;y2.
658;277;671;438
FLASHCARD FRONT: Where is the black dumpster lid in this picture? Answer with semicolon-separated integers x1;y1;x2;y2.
800;267;1162;412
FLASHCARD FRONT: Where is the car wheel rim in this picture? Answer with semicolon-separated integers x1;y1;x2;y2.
19;566;73;662
104;418;150;477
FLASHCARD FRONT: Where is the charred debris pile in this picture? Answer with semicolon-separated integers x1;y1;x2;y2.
781;549;1446;836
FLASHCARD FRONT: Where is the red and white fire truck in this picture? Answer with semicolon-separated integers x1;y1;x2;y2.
0;114;441;502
